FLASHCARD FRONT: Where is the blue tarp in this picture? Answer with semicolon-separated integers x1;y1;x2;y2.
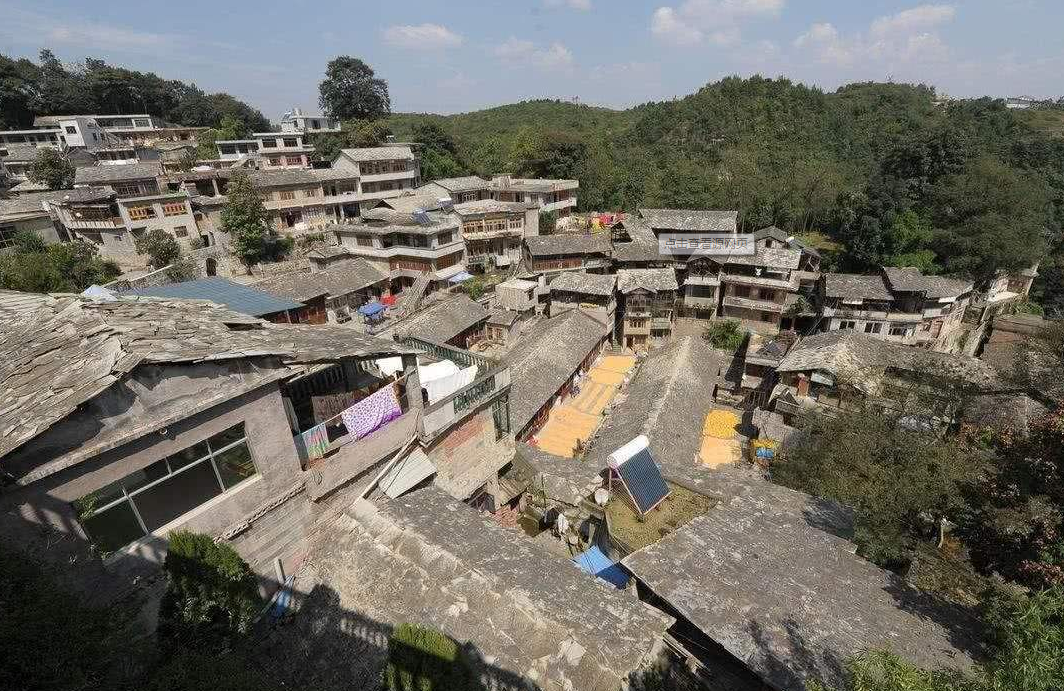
573;545;629;589
358;301;385;317
448;271;474;284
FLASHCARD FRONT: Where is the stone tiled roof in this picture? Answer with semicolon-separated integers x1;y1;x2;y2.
0;293;414;463
639;208;738;232
7;180;51;193
339;146;415;161
296;490;671;691
73;161;163;184
524;233;611;258
505;309;605;433
616;268;678;294
424;176;489;193
0;187;114;219
823;273;893;301
754;226;822;258
611;217;668;264
777;330;995;390
253;260;387;302
0;143;39;163
622;493;980;690
486;308;521;327
882;267;973;299
392;294;489;344
720;245;802;271
549;271;617;297
453;199;533;215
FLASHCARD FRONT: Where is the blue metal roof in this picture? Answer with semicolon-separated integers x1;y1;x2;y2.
358;301;385;316
617;447;671;516
573;545;629;589
124;277;304;317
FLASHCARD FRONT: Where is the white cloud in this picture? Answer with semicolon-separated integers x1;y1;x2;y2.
544;0;592;10
795;5;957;68
650;0;784;47
870;4;956;37
494;38;574;69
382;23;463;50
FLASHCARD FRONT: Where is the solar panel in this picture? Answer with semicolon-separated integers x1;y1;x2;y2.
616;447;670;515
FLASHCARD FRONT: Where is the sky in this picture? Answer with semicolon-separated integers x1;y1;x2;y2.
1;0;1062;120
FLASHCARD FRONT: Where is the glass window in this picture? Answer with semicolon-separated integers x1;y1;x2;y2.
73;424;255;550
81;503;144;553
134;462;221;531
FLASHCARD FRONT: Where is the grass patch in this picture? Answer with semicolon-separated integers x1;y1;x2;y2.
606;482;715;553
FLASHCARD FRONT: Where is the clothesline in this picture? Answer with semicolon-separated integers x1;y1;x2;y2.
305;374;408;431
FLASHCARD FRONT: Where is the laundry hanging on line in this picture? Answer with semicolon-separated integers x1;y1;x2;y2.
340;383;403;440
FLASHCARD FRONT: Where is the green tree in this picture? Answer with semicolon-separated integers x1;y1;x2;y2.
318;56;390;121
157;531;261;650
539;210;557;235
885;210;939;273
0;234;119;293
383;623;482;691
27;147;75;190
135;228;182;269
221;170;292;271
703;319;746;352
775;408;981;569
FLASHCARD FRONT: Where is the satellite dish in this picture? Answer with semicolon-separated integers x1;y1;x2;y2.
594;488;610;506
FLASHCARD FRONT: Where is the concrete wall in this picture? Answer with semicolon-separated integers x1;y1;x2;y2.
425;402;515;500
7;215;62;244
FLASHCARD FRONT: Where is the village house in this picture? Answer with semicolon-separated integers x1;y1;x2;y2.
616;268;679;350
32;114;205;148
333;207;466;293
331;146;421;205
484;309;524;345
819;267;974;352
770;329;995;424
279;107;340;134
252;258;390;324
737;332;796;409
506;308;607;439
0;289;514;614
419;174;579;219
714;244;804;334
495;277;542;314
548;271;618;339
0;143;38;184
392;293;490;349
453;199;539;273
523;233;612;277
0;191;67;247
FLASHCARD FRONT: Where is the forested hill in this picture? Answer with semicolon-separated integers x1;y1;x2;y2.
0;50;270;132
391;77;1064;308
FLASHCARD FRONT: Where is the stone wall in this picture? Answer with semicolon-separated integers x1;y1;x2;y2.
426;403;515;500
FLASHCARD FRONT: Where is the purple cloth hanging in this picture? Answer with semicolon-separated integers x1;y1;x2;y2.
340;384;402;440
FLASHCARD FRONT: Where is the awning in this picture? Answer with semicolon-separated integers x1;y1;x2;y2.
358;301;385;317
448;271;474;284
379;448;436;499
573;545;629;589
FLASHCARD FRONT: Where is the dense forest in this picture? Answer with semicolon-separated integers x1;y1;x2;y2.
0;49;271;133
389;79;1064;311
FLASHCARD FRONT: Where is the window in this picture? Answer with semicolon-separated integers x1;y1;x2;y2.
162;202;186;217
758;289;776;302
303;187;320;198
732;285;751;298
261;139;277;148
174;226;189;238
279;190;296;201
133;118;150;128
269;157;282;166
356;235;374;247
112;183;142;197
283;138;298;148
65;125;77;134
287;155;303;166
864;322;883;334
0;225;17;249
889;326;910;337
492;396;510;441
127;206;155;221
73;424;257;552
437;231;453;245
839;320;856;330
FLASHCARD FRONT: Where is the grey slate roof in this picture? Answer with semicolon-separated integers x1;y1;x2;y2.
505;309;605;433
639;208;738;233
777;330;995;389
754;226;821;258
720;245;802;271
297;489;671;691
124;277;304;317
823;273;893;301
611;217;669;264
424;175;488;193
0;187;114;219
453;199;533;215
622;494;980;690
0;293;414;465
549;271;617;297
7;180;51;193
392;294;489;344
253;260;387;302
883;267;973;298
486;308;521;327
616;268;678;294
524;233;611;258
73;161;163;185
339;145;415;161
0;143;39;163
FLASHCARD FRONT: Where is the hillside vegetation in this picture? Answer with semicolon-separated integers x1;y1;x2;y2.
390;77;1064;310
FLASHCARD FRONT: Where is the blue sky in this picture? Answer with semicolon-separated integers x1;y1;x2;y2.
2;1;1061;120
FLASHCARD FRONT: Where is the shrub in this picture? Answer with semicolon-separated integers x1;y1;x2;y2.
157;531;261;650
135;228;183;270
383;623;481;691
703;318;746;351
